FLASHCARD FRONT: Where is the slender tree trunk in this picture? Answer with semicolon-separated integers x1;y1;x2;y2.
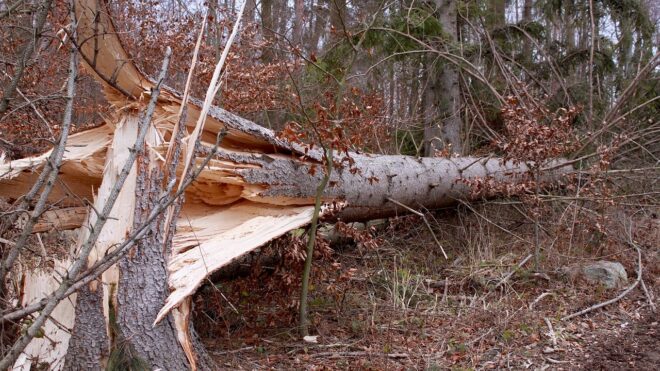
329;0;346;40
310;0;327;54
293;0;304;45
245;0;255;24
424;0;463;156
261;0;273;62
522;0;533;64
484;0;506;80
487;0;506;30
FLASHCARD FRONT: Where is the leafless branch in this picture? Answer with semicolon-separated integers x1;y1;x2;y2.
0;4;77;290
0;0;53;114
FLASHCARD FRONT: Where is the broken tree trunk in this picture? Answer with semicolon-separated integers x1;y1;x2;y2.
0;0;574;369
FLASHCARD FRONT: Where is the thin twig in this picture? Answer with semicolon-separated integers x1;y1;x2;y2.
544;317;557;346
309;351;408;359
529;292;554;310
640;279;656;313
386;197;447;259
495;254;533;290
0;237;16;246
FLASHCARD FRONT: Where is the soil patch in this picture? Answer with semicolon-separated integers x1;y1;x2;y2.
582;313;659;370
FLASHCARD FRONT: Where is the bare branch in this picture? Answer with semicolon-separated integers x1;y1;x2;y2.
0;0;53;114
0;2;77;290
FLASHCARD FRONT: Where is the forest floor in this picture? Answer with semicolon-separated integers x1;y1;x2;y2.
196;202;659;370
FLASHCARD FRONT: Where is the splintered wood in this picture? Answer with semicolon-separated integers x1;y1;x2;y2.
12;260;76;371
0;125;111;204
158;201;320;322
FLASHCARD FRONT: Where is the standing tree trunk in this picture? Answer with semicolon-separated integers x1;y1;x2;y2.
63;285;109;369
489;0;506;29
245;0;256;24
293;0;304;45
310;0;327;54
522;0;534;64
260;0;274;62
113;152;191;369
424;0;463;155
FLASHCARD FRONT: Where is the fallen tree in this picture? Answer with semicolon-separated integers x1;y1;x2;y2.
0;0;573;369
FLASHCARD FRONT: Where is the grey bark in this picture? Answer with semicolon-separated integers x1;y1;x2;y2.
424;0;463;156
329;0;346;40
63;284;109;370
261;0;273;62
245;0;256;23
310;0;327;54
293;0;304;45
522;0;533;63
221;152;572;222
208;0;223;62
115;158;191;370
487;0;506;30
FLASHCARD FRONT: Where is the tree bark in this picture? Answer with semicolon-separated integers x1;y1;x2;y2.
114;155;194;370
260;0;274;62
310;0;327;54
63;285;109;370
210;151;572;222
522;0;534;64
487;0;506;30
424;0;463;155
293;0;304;45
329;0;346;40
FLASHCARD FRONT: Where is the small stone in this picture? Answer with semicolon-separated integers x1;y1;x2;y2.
303;335;318;344
582;261;628;289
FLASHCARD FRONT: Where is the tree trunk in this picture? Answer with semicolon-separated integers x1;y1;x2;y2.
487;0;506;30
63;285;108;370
113;154;191;370
260;0;274;62
424;0;463;155
0;1;574;368
293;0;304;45
245;0;256;24
216;152;571;222
522;0;534;64
310;0;327;54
